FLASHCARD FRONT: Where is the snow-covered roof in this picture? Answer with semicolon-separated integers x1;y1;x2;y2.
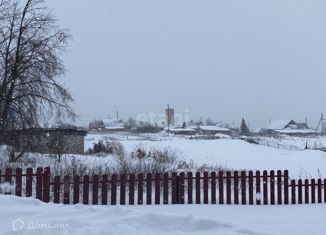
104;125;124;130
267;120;292;130
199;125;230;131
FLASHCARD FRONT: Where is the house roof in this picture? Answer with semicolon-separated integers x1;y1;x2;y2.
267;120;293;130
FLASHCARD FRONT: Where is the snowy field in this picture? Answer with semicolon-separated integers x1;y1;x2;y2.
85;133;326;178
1;195;325;235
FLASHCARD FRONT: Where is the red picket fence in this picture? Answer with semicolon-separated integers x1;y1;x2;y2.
0;167;326;205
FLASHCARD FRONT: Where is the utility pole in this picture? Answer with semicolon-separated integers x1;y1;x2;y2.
116;111;119;120
322;114;324;136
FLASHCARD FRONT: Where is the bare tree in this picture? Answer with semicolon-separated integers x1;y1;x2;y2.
0;0;75;133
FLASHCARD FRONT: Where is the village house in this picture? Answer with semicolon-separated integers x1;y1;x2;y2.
199;125;232;136
266;120;316;137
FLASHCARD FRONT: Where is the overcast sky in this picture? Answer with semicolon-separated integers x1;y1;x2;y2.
47;0;326;128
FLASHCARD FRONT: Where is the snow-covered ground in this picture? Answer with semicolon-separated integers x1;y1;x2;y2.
1;195;325;235
85;133;326;178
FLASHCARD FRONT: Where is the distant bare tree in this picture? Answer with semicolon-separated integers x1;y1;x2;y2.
0;0;75;133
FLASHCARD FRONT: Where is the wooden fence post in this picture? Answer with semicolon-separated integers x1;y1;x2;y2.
26;168;33;197
36;167;43;200
179;172;185;204
324;179;326;203
73;175;80;204
291;179;296;204
83;175;89;205
196;172;201;204
203;172;208;204
211;172;216;204
129;174;135;205
277;170;282;205
64;176;70;204
146;173;152;205
172;172;177;204
218;171;223;204
304;179;309;204
226;171;231;205
248;171;253;205
120;174;126;205
270;170;275;205
163;173;169;204
298;179;302;204
53;176;61;204
15;168;22;197
234;171;239;205
241;171;246;205
256;171;261;205
263;170;268;205
155;173;160;205
187;172;193;204
102;175;108;205
138;174;143;205
317;179;322;204
92;175;99;205
43;167;50;203
284;170;289;205
311;179;316;204
111;174;117;205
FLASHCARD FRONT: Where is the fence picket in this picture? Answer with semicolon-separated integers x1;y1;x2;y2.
298;179;303;204
111;174;117;205
83;175;89;205
291;179;296;204
172;173;177;204
248;171;253;205
26;168;33;197
226;171;231;205
73;175;80;204
218;171;223;204
196;172;200;204
43;167;50;203
138;174;143;205
284;170;289;205
146;173;152;205
234;171;239;205
304;179;309;204
63;176;70;204
163;173;169;204
129;174;135;205
317;179;322;204
178;173;184;204
155;173;161;205
204;172;208;204
241;171;246;205
324;179;326;203
211;171;216;204
36;167;43;200
187;172;193;204
256;171;261;205
15;168;22;197
92;175;99;205
263;170;268;205
270;170;275;205
120;174;126;205
311;179;316;204
211;172;216;204
102;175;109;205
277;170;282;205
53;176;61;204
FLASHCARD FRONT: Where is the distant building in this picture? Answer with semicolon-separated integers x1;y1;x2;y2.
199;125;231;136
165;108;175;127
267;120;316;136
102;118;125;131
169;128;197;136
2;128;87;154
